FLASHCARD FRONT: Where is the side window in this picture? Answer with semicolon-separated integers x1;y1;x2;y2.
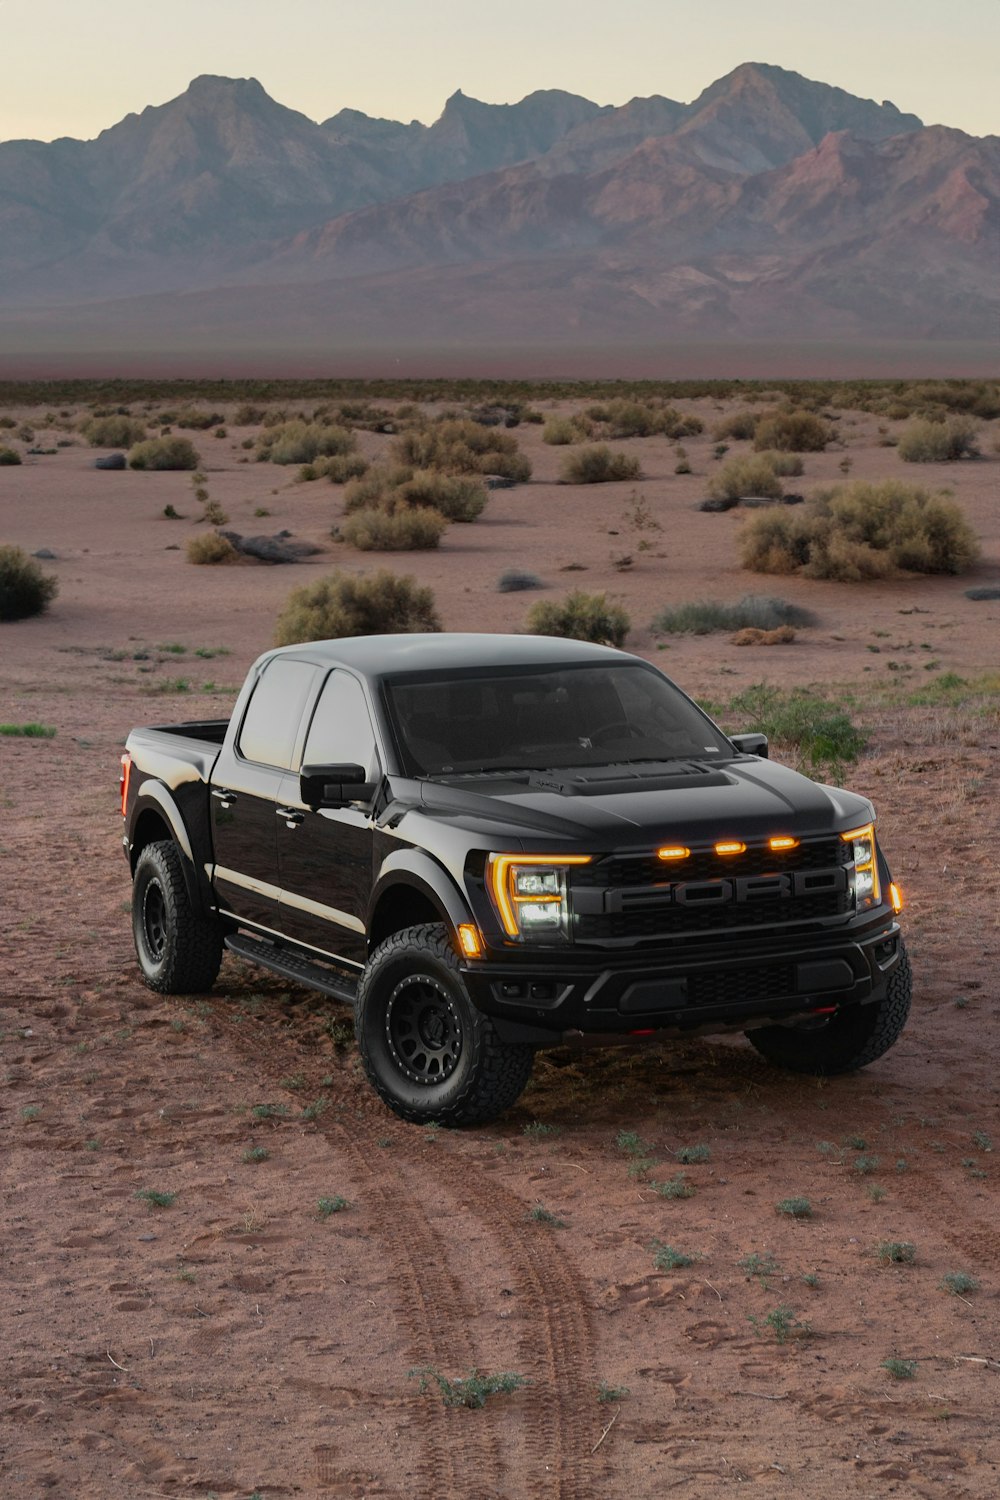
238;660;318;769
302;671;379;777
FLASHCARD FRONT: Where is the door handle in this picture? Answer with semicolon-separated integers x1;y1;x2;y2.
212;788;238;808
277;807;304;828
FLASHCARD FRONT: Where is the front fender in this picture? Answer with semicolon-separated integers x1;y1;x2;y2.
368;848;473;944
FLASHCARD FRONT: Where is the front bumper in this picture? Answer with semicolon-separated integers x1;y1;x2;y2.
461;917;903;1042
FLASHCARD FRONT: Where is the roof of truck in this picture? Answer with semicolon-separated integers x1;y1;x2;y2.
267;633;633;677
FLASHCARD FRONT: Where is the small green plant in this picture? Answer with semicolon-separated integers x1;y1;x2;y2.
801;1272;820;1288
972;1130;993;1152
0;545;59;621
325;1017;355;1049
176;1267;197;1284
854;1155;880;1175
251;1103;290;1121
597;1380;630;1403
20;1105;41;1121
652;1241;696;1270
409;1366;529;1409
201;498;229;526
652;1173;694;1200
875;1240;916;1265
739;1252;778;1286
526;590;629;647
135;1189;177;1208
0;722;56;737
881;1356;917;1380
317;1196;348;1217
750;1305;810;1345
616;1129;649;1156
776;1197;813;1218
528;1204;566;1228
84;1139;101;1151
559;445;642;484
523;1121;561;1139
242;1146;269;1164
939;1272;979;1296
718;682;865;773
300;1095;329;1121
867;1185;887;1203
674;1144;711;1164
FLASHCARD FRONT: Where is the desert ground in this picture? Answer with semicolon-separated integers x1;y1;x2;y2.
1;385;999;1499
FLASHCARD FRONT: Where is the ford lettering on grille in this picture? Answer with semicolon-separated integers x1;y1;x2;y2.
605;866;848;914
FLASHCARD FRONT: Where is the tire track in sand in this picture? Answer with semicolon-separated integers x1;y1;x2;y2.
213;1006;598;1498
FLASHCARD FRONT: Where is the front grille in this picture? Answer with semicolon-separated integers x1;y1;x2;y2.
571;837;851;942
575;894;846;940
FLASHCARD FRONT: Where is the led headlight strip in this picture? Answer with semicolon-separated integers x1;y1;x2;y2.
488;854;592;939
841;823;881;910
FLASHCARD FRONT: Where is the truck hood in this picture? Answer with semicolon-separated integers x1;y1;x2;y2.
389;758;874;852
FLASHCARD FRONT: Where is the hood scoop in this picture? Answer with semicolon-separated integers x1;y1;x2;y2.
528;761;732;797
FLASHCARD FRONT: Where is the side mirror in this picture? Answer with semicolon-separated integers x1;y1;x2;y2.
300;762;378;808
730;732;769;759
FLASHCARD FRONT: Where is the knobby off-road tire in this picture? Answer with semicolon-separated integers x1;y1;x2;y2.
746;940;912;1076
355;923;535;1126
132;840;223;994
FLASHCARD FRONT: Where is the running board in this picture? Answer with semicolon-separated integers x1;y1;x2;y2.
224;933;358;1006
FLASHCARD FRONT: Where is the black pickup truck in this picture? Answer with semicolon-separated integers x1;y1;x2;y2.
121;633;910;1125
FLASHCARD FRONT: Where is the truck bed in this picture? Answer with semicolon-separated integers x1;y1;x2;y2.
126;720;228;787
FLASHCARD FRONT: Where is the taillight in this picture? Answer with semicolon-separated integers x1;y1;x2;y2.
119;752;132;816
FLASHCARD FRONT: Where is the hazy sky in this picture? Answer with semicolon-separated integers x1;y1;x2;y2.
3;0;997;141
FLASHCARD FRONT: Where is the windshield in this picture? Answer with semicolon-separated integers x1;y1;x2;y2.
382;661;732;777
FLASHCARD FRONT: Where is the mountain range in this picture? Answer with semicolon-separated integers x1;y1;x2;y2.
0;63;996;369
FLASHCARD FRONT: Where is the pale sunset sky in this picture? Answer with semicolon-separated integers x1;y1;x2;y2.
2;0;996;142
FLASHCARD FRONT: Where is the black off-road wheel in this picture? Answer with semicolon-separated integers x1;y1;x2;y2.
355;924;535;1126
746;941;912;1076
132;840;223;994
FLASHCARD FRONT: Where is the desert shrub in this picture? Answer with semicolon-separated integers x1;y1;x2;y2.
543;417;585;445
0;447;22;465
498;569;542;592
274;569;441;645
897;416;980;462
128;436;200;471
585;400;660;437
257;421;354;466
392;419;531;482
343;466;414;512
559;446;642;484
707;455;784;502
343;467;485;523
0;544;58;620
174;407;225;430
341;506;447;551
234;404;266;425
753;410;831;452
759;450;804;477
526;590;630;647
654;595;816;635
186;532;238;565
712;409;758;441
323;453;369;484
81;414;148;448
395;471;486;522
740;480;981;581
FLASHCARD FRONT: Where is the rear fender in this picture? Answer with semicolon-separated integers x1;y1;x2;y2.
129;782;213;917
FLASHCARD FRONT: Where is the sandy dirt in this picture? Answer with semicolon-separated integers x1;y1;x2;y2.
1;396;999;1498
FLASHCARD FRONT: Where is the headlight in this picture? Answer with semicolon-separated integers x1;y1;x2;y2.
842;824;881;911
487;854;592;942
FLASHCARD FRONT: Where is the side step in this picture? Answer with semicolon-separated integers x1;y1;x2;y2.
225;933;358;1006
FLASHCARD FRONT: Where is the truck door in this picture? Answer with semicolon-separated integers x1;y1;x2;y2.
210;658;319;932
275;669;379;966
